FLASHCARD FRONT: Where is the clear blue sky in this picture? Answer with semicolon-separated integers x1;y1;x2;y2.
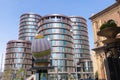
0;0;115;71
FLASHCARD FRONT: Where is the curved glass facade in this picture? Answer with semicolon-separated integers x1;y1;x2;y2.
38;14;74;80
4;40;32;78
70;16;93;79
3;13;93;80
19;13;41;41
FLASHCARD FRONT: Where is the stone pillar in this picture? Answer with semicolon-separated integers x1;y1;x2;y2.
104;56;111;80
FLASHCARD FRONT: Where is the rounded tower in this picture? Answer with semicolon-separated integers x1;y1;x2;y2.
70;16;93;79
4;40;32;79
38;14;74;80
19;13;41;41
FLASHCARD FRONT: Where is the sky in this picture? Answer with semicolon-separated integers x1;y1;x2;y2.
0;0;116;71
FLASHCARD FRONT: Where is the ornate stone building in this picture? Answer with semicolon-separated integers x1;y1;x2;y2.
89;1;120;80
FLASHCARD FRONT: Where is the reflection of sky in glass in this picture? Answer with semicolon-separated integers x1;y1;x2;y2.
52;53;56;58
85;61;88;67
58;60;60;66
85;61;89;71
52;60;55;66
36;73;39;80
41;73;47;80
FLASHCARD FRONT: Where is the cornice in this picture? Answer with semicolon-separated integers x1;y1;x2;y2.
89;2;119;20
116;0;120;3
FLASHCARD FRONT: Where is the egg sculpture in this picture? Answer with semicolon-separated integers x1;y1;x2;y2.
31;34;51;67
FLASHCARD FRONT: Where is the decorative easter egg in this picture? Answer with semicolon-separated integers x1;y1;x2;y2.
31;34;51;60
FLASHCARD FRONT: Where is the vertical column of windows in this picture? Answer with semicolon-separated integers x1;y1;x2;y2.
19;14;41;41
38;15;73;80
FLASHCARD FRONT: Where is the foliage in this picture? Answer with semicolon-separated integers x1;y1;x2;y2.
14;68;27;80
100;19;117;30
16;68;24;79
2;68;26;80
34;59;50;62
2;68;13;80
95;71;98;79
68;74;75;80
33;49;51;58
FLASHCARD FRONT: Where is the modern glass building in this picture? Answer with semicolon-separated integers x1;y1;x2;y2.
38;14;74;80
70;16;93;79
4;40;32;79
3;13;93;80
19;13;41;41
18;13;41;76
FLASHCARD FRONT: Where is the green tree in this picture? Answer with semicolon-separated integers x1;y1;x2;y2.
14;68;26;80
2;68;13;80
100;19;117;30
95;71;98;79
